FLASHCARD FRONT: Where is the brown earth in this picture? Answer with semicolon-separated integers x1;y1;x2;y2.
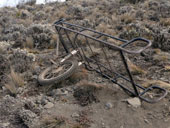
0;0;170;128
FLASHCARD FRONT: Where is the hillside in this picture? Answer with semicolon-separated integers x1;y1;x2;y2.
0;0;170;128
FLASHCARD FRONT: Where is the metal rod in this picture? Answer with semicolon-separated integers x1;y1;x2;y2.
119;51;139;96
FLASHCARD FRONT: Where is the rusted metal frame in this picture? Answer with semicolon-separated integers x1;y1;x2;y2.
55;24;142;95
54;20;167;103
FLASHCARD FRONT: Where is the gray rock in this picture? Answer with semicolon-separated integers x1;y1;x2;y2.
0;122;10;128
41;99;48;106
71;112;79;118
44;102;54;109
56;89;68;96
18;108;37;127
50;89;68;97
105;102;113;109
127;97;141;108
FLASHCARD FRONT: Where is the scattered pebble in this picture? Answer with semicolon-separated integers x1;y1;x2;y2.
120;126;124;128
105;102;113;109
49;89;68;97
71;112;80;118
41;97;48;105
56;89;68;96
1;122;10;127
144;118;149;124
44;102;54;109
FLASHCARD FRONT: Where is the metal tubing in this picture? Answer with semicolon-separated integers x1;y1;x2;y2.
119;51;139;96
53;19;167;103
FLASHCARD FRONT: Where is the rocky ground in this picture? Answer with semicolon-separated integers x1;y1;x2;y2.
0;0;170;128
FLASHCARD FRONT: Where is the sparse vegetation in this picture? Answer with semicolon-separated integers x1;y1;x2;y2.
69;68;88;83
119;13;135;24
153;52;170;62
127;59;147;75
5;82;17;95
40;115;68;128
120;0;145;4
164;65;170;71
73;80;102;106
25;37;34;49
142;79;170;89
10;68;25;87
160;18;170;26
0;0;170;128
5;68;24;95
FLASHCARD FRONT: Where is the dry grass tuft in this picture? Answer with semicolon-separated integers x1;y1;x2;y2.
84;45;101;58
96;23;109;33
40;115;68;128
107;38;124;46
105;29;117;36
153;48;161;54
56;7;68;19
5;82;17;95
69;68;88;82
127;60;147;75
39;115;84;128
160;18;170;26
26;48;40;54
119;13;135;24
5;68;24;95
164;65;170;71
77;80;104;90
10;68;24;87
142;79;170;89
153;52;170;62
16;11;21;18
25;37;34;49
51;34;58;42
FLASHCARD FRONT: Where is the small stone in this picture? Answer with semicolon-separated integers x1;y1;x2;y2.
44;102;54;109
127;97;141;108
41;97;48;105
65;87;74;93
105;102;113;109
49;89;68;97
56;89;68;96
46;97;54;103
102;122;105;128
17;87;24;94
2;86;7;91
32;75;37;79
120;126;124;128
1;122;10;127
71;112;79;118
144;118;149;124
